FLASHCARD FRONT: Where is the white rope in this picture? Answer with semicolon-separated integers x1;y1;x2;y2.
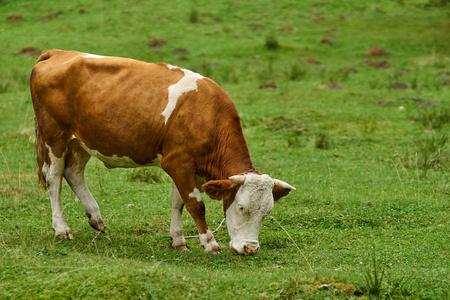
184;218;226;239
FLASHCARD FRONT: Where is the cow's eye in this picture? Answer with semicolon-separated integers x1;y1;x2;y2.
238;205;244;213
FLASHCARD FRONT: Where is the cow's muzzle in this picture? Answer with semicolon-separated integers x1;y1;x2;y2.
230;240;260;255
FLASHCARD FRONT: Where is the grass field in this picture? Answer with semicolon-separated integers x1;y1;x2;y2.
0;0;449;299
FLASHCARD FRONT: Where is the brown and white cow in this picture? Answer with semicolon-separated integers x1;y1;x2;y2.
30;49;295;255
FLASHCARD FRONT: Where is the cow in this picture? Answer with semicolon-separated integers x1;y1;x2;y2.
30;49;296;255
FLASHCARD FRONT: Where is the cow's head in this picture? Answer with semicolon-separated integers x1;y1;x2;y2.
203;173;295;255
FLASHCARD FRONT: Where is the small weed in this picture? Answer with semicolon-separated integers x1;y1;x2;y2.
264;33;280;50
405;133;449;177
0;80;10;93
286;63;306;81
409;106;450;130
189;8;199;23
316;132;332;149
361;250;411;299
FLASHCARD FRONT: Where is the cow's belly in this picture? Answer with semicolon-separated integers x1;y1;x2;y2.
76;138;162;169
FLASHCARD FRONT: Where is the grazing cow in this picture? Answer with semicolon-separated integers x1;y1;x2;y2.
30;49;295;255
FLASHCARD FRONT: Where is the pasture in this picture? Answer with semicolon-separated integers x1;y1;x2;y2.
0;0;449;298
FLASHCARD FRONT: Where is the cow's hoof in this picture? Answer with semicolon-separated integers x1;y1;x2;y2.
204;244;221;254
89;218;105;233
55;229;74;240
173;243;190;251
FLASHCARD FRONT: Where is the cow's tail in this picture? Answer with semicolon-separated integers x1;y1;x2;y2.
34;117;48;190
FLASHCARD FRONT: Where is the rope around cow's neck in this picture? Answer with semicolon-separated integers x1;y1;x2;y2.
184;218;226;239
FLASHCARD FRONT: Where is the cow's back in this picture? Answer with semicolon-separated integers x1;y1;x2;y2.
31;49;240;169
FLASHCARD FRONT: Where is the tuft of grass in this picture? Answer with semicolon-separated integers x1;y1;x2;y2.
409;106;450;130
286;63;306;81
361;250;412;299
315;132;332;149
264;33;280;50
128;168;169;184
402;133;449;177
189;8;199;23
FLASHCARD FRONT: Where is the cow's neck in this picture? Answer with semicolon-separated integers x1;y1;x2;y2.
203;122;256;181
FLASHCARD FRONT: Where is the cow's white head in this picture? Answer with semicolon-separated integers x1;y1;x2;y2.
203;173;295;255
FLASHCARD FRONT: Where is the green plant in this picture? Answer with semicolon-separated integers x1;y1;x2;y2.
264;33;280;50
189;8;199;23
409;106;450;130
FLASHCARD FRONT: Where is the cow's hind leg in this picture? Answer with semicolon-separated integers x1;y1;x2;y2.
44;146;74;239
170;182;189;250
63;140;105;233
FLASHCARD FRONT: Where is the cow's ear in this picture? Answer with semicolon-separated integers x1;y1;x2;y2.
202;180;240;200
272;187;291;201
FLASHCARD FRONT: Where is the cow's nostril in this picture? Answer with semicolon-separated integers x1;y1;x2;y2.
244;245;259;255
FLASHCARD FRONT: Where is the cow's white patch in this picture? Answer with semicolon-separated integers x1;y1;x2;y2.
76;139;162;168
82;53;105;59
161;65;204;124
189;188;203;202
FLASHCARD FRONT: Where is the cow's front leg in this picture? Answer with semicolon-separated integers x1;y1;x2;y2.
165;172;220;253
183;186;220;253
170;182;189;250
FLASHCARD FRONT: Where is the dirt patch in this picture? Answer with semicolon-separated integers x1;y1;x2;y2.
435;71;450;77
174;48;189;53
311;16;324;22
259;83;277;89
38;11;63;20
419;100;445;107
148;39;167;47
320;38;332;46
364;46;391;57
444;79;450;85
324;83;342;89
278;26;294;32
391;82;408;89
16;47;42;56
373;100;395;105
305;58;320;64
363;59;390;68
339;68;358;74
6;15;24;22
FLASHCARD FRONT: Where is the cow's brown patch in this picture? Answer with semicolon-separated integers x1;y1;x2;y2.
305;58;320;65
16;47;42;56
148;39;167;47
258;83;277;89
364;46;391;57
363;59;390;68
6;15;24;22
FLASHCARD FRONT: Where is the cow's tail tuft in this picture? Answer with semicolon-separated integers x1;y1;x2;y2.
34;117;48;190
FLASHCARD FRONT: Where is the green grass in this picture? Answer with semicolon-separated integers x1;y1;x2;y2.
1;0;449;299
